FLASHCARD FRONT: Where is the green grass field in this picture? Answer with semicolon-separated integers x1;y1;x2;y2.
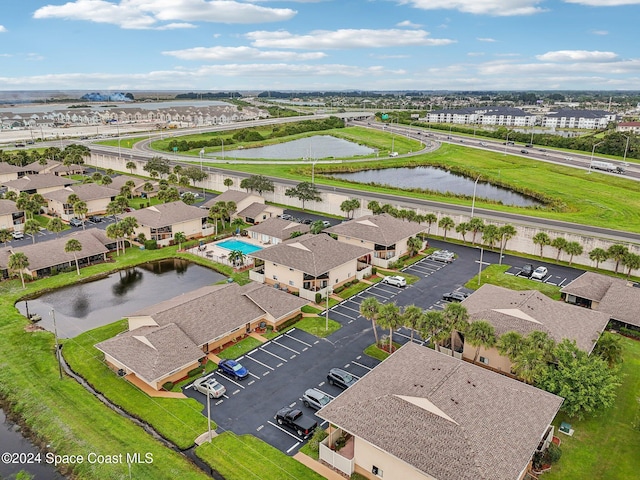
465;264;563;300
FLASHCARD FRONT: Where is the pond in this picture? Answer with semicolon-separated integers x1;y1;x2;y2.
329;166;541;207
220;135;375;159
16;259;224;338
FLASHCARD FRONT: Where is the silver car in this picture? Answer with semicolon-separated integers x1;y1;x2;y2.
193;376;226;399
430;250;455;263
302;388;332;410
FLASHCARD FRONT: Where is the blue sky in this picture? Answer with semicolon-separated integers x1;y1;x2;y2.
1;0;639;92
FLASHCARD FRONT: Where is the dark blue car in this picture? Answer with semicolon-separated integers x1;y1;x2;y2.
217;359;248;380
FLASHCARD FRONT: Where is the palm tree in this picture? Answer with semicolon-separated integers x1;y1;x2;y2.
607;244;629;274
223;178;233;189
419;310;447;351
468;217;484;245
511;345;547;384
423;213;437;236
174;232;186;250
359;296;381;347
589;247;608;269
224;201;237;228
532;232;551;258
456;222;470;243
402;305;423;342
73;201;88;230
65;238;83;275
551;237;567;261
621;252;640;279
208;204;223;235
8;252;29;289
106;223;122;256
442;302;469;356
496;331;525;360
438;216;455;240
482;224;500;249
91;172;103;183
120;217;139;250
498;224;517;253
465;320;496;363
593;332;623;368
310;220;325;234
101;175;112;187
228;249;246;267
406;236;422;257
0;229;12;246
24;219;40;244
126;161;137;174
231;217;245;234
367;200;381;214
47;217;65;237
377;302;402;353
526;331;556;364
564;241;583;265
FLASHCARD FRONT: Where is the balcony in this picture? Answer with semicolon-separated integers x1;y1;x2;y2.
319;428;354;477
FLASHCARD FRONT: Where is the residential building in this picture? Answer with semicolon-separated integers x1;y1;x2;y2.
325;213;425;268
317;342;563;480
424;106;536;127
96;282;307;390
541;109;616;129
245;217;310;245
22;159;85;177
250;233;372;301
460;284;609;372
121;201;214;246
560;271;640;329
616;121;640;134
201;189;283;224
43;184;119;220
2;174;77;196
0;163;24;183
0;199;25;232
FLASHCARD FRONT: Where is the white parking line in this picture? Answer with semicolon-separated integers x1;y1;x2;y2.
314;388;335;399
267;421;303;441
272;339;300;355
215;372;245;389
215;399;224;405
330;309;357;321
248;371;261;379
352;361;372;370
256;425;264;432
558;277;568;286
286;442;301;454
260;347;288;363
338;304;362;316
366;290;393;300
285;333;312;348
243;355;275;371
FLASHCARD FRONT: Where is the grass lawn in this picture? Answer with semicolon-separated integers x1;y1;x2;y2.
294;315;341;338
336;280;372;299
218;336;264;360
301;305;323;314
376;269;421;285
363;342;402;361
544;335;640;480
196;432;325;480
464;264;562;300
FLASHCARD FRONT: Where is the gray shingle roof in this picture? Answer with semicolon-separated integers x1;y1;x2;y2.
251;233;371;276
95;323;204;384
462;284;609;353
0;199;20;215
42;184;119;203
122;201;206;228
202;189;256;208
2;174;77;191
560;271;616;302
325;213;425;246
237;202;271;219
246;217;310;240
0;163;24;175
317;343;563;480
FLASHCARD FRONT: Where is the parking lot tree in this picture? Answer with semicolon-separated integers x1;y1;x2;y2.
551;237;568;261
532;232;551;258
377;302;402;352
589;247;609;269
47;217;64;237
423;213;438;236
607;244;629;274
564;241;583;266
174;232;186;250
360;296;381;347
367;200;382;214
24;219;40;244
538;339;620;419
406;236;423;257
73;201;88;230
419;310;447;350
456;222;470;243
223;178;233;189
8;251;29;289
593;332;624;368
340;198;360;219
101;175;112;187
167;173;178;185
402;304;423;342
499;224;517;252
438;216;455;241
181;192;196;205
482;224;500;249
442;302;469;356
285;182;322;210
173;165;183;176
468;217;485;245
65;238;83;275
310;220;325;234
621;252;640;279
181;166;208;187
465;320;497;363
126;161;137;174
0;228;11;246
178;176;191;188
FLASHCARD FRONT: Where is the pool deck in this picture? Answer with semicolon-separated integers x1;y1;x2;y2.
189;236;265;266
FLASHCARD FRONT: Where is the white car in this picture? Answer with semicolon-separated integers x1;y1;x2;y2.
430;250;455;263
382;275;406;287
12;231;24;240
531;266;548;280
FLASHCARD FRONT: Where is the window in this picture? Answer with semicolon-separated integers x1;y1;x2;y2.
479;356;489;365
273;275;278;281
288;280;294;286
372;466;383;478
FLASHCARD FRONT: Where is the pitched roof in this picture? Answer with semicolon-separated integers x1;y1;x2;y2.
0;163;24;175
2;174;77;191
130;282;306;346
560;271;617;302
0;199;21;215
122;201;206;228
462;284;609;353
95;323;204;384
325;213;425;246
42;184;119;203
202;189;260;208
317;343;563;480
246;217;310;240
107;175;146;190
237;202;273;219
251;233;371;276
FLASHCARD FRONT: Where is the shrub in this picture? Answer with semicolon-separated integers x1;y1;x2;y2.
188;366;204;377
388;259;405;270
621;327;640;340
372;267;377;275
307;427;328;454
144;239;158;250
162;381;174;391
545;443;562;464
315;292;322;304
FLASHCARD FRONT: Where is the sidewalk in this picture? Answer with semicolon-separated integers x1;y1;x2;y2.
293;452;346;480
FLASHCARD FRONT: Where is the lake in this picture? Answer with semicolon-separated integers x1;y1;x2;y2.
221;135;375;159
329;166;541;207
16;259;224;338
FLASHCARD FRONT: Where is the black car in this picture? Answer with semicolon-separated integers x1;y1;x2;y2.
520;264;534;277
89;215;103;223
442;291;469;302
301;219;313;225
327;368;357;390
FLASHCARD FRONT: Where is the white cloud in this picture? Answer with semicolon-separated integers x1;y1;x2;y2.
536;50;619;62
33;0;296;29
0;25;7;33
398;0;548;16
163;46;326;61
477;37;496;42
467;52;485;56
246;28;454;49
396;20;422;28
591;30;609;35
564;0;640;5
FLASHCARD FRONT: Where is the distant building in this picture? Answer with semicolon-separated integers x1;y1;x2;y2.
617;121;640;134
542;109;615;129
424;106;536;127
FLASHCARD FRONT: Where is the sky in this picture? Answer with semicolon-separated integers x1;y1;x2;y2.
0;0;639;92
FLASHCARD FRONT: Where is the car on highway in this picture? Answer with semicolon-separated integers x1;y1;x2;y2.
217;359;248;380
520;264;534;278
442;291;469;302
69;218;83;227
11;231;24;240
193;376;227;399
531;266;548;280
381;275;407;287
327;368;357;390
430;250;455;263
520;149;529;154
302;388;332;410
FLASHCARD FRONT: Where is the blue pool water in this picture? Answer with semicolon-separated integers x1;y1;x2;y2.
217;239;263;255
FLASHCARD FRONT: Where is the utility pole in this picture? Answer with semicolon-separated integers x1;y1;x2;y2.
50;309;63;380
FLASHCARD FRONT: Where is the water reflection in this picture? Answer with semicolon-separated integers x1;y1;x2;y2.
329;166;541;207
222;135;375;159
16;259;222;338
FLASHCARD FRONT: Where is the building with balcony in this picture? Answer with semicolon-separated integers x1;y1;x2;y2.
245;217;310;245
0;199;25;232
43;184;119;220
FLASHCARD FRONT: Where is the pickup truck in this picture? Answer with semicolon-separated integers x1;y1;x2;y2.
274;407;317;438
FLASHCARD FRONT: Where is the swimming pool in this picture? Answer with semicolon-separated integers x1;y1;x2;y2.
216;239;263;255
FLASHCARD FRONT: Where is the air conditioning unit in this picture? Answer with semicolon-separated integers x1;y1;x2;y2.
117;369;126;377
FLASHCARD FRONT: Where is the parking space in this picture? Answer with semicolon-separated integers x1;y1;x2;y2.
401;256;448;278
505;262;583;287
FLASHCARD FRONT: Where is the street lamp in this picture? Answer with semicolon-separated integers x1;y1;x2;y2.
311;158;318;184
50;309;63;380
622;135;631;165
221;137;225;160
325;286;333;331
471;175;481;218
503;132;511;156
477;247;484;288
588;140;605;174
116;124;121;161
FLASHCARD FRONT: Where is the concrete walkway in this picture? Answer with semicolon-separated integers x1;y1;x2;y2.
125;374;186;398
248;331;269;343
293;452;347;480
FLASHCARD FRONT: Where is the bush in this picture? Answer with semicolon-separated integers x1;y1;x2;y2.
307;427;328;454
372;267;377;275
315;292;322;304
545;443;562;464
144;239;158;250
162;381;174;391
388;260;405;270
621;327;640;339
188;366;204;377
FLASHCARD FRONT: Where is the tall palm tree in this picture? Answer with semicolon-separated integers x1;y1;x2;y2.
73;201;88;230
442;302;469;356
208;204;223;235
456;222;470;243
496;331;525;360
482;224;500;249
8;252;29;289
377;302;402;353
120;217;139;251
593;332;623;368
106;223;122;256
551;237;567;261
125;161;137;174
465;320;497;363
564;241;583;265
402;305;422;342
223;178;233;189
423;213;437;236
511;346;547;384
468;217;484;245
607;244;629;274
47;217;65;237
231;217;245;234
65;238;83;275
406;236;423;257
224;201;237;228
359;296;381;347
589;247;608;269
24;219;40;244
419;310;447;351
621;252;640;279
532;232;551;258
0;228;11;246
228;249;246;267
174;231;186;250
438;216;455;240
498;224;517;253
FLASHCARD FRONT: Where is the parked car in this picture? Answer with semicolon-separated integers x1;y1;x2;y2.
442;291;469;302
520;264;534;277
531;266;548;280
280;214;293;220
430;250;455;263
274;407;317;438
88;215;103;223
69;218;83;227
381;275;407;288
302;388;332;410
193;376;226;399
217;359;248;380
327;368;357;390
322;220;332;227
11;231;24;240
301;218;313;225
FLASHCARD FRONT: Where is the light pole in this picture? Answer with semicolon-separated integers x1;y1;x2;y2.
622;135;631;165
471;175;481;218
311;158;318;184
325;287;333;331
503;132;511;156
207;386;212;443
477;247;484;288
50;309;63;380
116;124;121;161
588;140;605;174
200;148;206;195
221;137;225;160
